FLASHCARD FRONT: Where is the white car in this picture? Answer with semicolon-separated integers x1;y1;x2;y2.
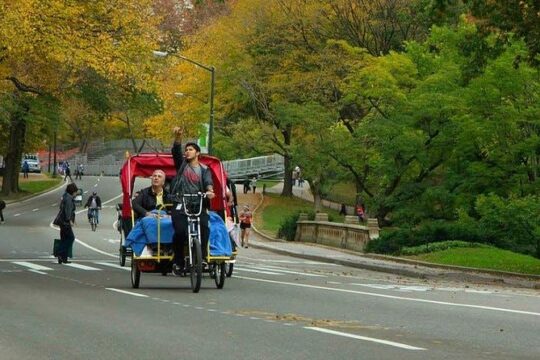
21;154;41;173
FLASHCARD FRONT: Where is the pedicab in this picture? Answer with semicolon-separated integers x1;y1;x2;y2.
118;152;236;292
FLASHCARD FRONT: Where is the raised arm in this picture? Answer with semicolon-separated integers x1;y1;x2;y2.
171;127;184;171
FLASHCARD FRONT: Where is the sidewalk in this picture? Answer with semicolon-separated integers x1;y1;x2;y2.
237;185;540;289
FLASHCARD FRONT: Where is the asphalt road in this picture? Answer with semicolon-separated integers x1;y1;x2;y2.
1;176;539;359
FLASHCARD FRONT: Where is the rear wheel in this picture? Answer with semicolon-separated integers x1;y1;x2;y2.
131;256;140;288
226;263;234;277
214;262;226;289
190;237;202;293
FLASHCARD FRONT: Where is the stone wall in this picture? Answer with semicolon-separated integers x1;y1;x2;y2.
295;213;379;252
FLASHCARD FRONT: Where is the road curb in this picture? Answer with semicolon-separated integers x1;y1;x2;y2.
249;192;540;288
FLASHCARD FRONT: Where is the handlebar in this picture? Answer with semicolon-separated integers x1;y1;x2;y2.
171;192;207;217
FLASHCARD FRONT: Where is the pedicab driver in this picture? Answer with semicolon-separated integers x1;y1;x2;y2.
170;127;215;274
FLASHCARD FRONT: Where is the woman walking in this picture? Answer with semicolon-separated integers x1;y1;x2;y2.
57;183;78;264
239;205;253;248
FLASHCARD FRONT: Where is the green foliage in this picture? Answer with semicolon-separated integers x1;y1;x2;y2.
277;212;301;241
475;194;540;256
400;240;486;256
409;246;540;275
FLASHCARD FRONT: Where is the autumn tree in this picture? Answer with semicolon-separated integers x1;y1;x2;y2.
0;0;160;195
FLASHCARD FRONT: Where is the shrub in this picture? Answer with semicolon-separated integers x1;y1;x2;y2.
400;241;487;256
277;212;301;241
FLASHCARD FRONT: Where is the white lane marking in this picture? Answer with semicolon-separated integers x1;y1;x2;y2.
12;262;53;271
94;184;98;187
74;239;117;258
242;257;338;266
352;284;431;292
14;213;21;217
28;269;48;275
305;327;426;351
235;276;540;317
94;262;131;271
234;267;283;275
244;264;326;277
51;203;57;207
32;208;39;212
84;191;89;194
106;288;148;298
62;263;101;271
327;281;342;285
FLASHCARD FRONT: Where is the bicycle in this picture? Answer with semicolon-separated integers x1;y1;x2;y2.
88;208;99;232
172;192;207;293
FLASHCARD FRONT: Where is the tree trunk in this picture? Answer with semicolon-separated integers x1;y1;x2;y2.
311;181;322;211
2;108;27;196
280;126;293;197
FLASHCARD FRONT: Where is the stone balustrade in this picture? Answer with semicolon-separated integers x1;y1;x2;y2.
295;213;379;252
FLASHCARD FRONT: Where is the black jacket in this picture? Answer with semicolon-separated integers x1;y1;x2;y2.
132;186;169;219
84;195;102;208
60;192;75;226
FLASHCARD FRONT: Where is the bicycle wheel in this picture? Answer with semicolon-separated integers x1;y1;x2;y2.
91;218;97;231
131;256;140;288
119;241;126;267
190;237;202;293
214;262;226;289
226;263;234;277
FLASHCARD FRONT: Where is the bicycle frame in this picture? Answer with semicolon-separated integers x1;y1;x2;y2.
174;193;206;265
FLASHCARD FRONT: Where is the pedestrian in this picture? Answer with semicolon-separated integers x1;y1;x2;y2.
250;176;257;194
57;183;78;264
239;205;252;248
339;203;347;216
76;163;84;180
22;160;30;178
356;202;365;222
64;164;73;182
243;178;250;194
0;199;6;224
169;127;215;274
294;166;300;186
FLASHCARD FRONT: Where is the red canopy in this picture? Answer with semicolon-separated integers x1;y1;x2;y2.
119;153;228;219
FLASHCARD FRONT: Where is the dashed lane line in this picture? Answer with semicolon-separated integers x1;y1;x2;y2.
105;288;148;298
305;327;426;351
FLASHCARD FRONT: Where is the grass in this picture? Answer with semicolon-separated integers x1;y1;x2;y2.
256;193;345;237
326;182;356;206
0;174;62;201
19;179;62;193
407;246;540;275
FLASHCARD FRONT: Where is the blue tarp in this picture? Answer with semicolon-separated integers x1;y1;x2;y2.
209;211;232;257
125;210;232;257
125;211;174;256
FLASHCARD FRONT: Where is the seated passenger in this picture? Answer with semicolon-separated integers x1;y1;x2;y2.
132;169;169;219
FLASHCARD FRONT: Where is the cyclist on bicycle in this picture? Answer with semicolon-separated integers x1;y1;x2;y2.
84;191;102;224
170;127;215;273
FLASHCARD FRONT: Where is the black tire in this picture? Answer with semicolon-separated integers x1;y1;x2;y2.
91;220;97;232
190;237;202;293
119;244;126;267
214;262;226;289
226;263;234;277
131;257;140;288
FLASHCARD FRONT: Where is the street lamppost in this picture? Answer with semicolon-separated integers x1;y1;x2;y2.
153;51;215;155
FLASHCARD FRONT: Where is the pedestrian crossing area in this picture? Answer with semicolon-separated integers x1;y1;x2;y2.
1;260;326;277
3;260;129;273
